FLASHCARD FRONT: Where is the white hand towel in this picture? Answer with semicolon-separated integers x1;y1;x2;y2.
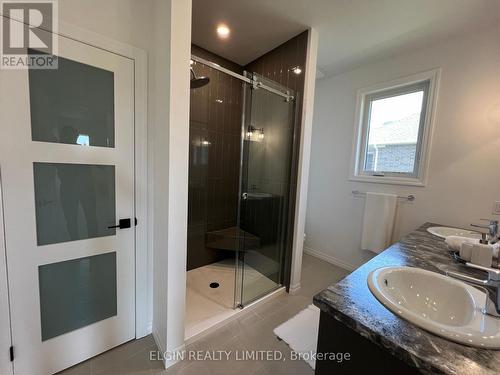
445;235;479;251
361;192;397;253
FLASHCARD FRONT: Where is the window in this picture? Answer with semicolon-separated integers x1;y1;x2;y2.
351;70;439;186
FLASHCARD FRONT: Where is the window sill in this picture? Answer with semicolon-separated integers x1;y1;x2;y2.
349;174;426;187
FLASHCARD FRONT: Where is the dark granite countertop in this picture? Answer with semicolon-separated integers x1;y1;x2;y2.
313;222;500;375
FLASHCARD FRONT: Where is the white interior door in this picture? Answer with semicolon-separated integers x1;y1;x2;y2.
0;30;135;374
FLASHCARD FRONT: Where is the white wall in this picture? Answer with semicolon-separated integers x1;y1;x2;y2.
305;25;500;270
59;0;155;51
157;0;191;368
148;0;171;361
290;28;318;292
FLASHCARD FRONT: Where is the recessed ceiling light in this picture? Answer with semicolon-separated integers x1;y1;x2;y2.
216;24;230;38
292;66;302;75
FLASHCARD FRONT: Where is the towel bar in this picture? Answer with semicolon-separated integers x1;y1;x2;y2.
351;190;415;202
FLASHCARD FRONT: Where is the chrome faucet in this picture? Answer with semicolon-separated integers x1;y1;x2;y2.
447;263;500;317
471;219;499;244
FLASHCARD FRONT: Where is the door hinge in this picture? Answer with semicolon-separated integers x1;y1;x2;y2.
9;346;13;362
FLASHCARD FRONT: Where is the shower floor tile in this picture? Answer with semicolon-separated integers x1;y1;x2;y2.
185;258;276;340
186;259;237;339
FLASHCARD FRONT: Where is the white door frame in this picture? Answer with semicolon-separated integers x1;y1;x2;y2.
0;168;13;375
0;15;151;358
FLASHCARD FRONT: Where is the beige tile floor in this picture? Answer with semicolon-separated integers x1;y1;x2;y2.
59;254;349;375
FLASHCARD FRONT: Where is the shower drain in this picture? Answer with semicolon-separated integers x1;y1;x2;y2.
209;282;220;289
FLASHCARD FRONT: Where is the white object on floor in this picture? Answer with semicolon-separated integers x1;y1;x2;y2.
428;226;481;240
361;192;397;253
445;235;480;252
273;304;320;369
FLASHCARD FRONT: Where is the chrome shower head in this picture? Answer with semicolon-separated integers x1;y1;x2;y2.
190;68;210;89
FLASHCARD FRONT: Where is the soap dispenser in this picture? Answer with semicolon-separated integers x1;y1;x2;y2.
471;233;493;267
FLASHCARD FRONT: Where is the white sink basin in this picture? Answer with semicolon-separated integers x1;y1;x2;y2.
427;226;481;239
368;266;500;348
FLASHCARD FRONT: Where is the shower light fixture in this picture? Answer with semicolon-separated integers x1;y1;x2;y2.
258;128;265;140
292;66;302;75
216;24;230;38
247;125;264;140
246;125;255;138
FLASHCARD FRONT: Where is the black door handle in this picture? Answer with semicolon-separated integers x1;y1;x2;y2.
108;218;131;229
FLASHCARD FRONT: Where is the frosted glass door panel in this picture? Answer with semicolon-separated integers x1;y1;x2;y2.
33;163;116;245
38;252;117;341
28;49;115;148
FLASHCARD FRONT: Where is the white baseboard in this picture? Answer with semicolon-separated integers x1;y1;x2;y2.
146;322;153;335
152;331;166;368
289;283;301;294
164;343;186;369
304;246;357;272
152;331;186;369
137;321;153;339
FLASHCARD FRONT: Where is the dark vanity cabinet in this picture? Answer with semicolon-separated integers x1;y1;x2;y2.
315;311;421;374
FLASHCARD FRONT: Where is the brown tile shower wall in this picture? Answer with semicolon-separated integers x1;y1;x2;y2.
187;45;244;271
187;31;308;275
245;31;307;104
243;31;308;284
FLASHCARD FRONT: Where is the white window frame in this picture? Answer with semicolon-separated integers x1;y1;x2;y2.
350;69;440;186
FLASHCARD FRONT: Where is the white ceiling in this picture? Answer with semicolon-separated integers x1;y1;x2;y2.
192;0;500;76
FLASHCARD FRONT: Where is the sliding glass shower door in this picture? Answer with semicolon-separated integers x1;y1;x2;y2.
235;74;296;307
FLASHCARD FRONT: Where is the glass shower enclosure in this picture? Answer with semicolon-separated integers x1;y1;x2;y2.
189;56;297;309
235;74;296;307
